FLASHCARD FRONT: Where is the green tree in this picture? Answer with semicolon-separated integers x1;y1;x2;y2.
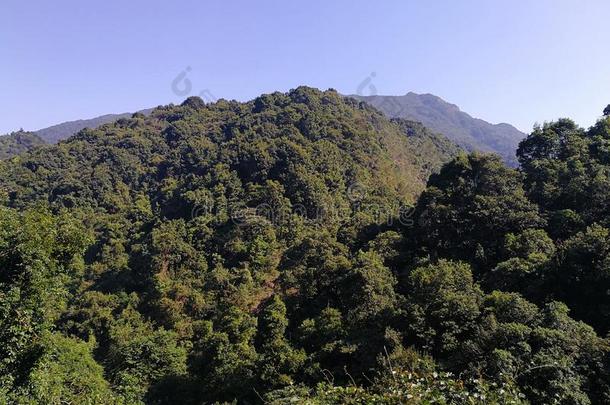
554;224;610;334
190;306;258;402
0;207;90;395
342;251;398;322
106;306;188;403
23;333;115;404
414;153;544;272
483;229;555;299
405;260;482;357
518;117;610;235
255;295;306;390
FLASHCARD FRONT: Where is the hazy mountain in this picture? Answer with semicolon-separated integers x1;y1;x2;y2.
33;108;154;143
352;92;526;166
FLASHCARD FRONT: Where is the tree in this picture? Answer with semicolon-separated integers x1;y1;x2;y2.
455;294;610;404
483;229;555;299
517;119;587;210
604;104;610;116
145;219;207;333
105;306;188;403
554;224;610;334
517;118;610;233
23;333;115;404
255;295;305;390
281;233;352;320
404;260;482;357
296;307;352;379
190;306;258;402
0;208;90;395
341;251;398;323
414;153;544;272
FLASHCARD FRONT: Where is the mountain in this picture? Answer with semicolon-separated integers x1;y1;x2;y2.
1;87;609;404
17;92;524;168
1;88;458;211
352;92;526;166
33;108;154;143
0;130;46;160
13;98;459;187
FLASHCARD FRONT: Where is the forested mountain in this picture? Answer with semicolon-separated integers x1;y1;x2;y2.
0;88;609;404
0;130;46;160
353;92;526;166
33;108;154;143
30;91;524;165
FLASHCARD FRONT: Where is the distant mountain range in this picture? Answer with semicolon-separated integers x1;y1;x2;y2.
351;93;526;166
2;92;525;166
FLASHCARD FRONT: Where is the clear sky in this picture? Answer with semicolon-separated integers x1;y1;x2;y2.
2;0;609;134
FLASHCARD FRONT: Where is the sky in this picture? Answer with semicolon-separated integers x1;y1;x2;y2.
1;0;609;134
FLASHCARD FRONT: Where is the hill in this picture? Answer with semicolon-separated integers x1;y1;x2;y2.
352;92;525;166
0;87;464;402
3;88;458;210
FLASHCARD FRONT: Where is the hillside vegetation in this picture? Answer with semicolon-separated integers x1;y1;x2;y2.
0;88;609;404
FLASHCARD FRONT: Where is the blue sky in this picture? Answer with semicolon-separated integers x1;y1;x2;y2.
2;0;609;134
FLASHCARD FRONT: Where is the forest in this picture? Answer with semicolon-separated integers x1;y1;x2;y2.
0;87;609;404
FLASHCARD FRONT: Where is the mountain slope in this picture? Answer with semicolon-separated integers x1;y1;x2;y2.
352;92;525;165
33;108;154;143
1;87;458;212
1;87;609;404
0;87;462;403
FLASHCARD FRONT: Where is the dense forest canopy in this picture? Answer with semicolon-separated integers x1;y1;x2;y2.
0;87;609;404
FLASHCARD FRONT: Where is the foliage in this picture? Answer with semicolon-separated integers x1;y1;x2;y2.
413;153;544;272
0;88;609;403
264;368;527;404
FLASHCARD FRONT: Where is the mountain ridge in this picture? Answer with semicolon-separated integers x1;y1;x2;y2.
22;92;524;168
1;87;459;206
32;108;155;144
0;130;46;160
351;92;526;166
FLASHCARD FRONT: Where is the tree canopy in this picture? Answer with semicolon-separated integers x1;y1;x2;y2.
0;88;609;403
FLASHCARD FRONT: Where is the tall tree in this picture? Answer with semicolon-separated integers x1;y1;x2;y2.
414;153;544;272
